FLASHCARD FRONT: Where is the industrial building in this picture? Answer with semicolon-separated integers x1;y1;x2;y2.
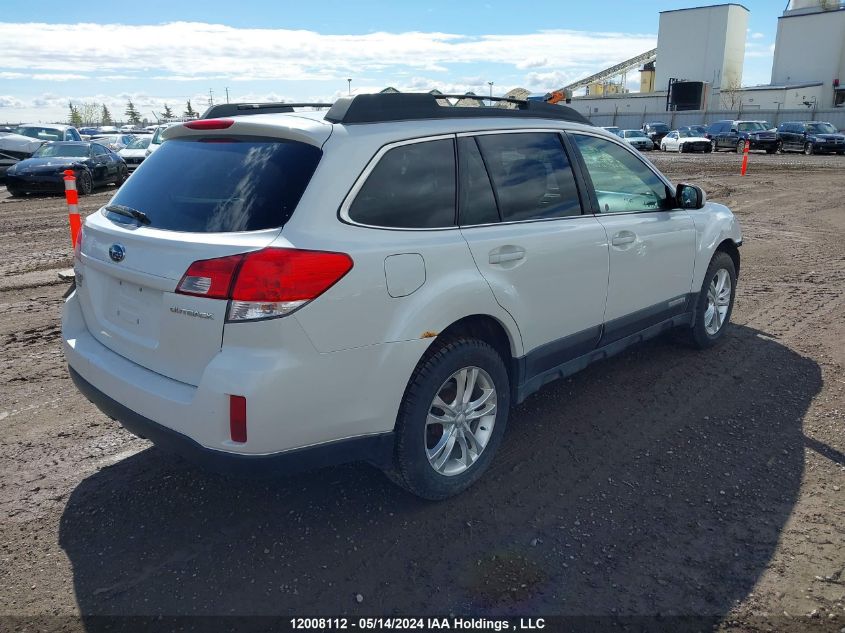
557;0;845;120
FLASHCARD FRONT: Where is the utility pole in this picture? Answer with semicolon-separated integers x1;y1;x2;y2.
225;87;230;104
488;81;494;106
347;78;352;96
208;88;214;107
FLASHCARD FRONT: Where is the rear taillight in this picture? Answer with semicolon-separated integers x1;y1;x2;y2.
176;248;353;321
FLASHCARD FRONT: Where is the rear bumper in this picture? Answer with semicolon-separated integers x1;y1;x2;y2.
69;366;394;474
63;289;426;467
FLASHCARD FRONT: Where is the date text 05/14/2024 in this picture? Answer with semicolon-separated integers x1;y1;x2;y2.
290;617;546;630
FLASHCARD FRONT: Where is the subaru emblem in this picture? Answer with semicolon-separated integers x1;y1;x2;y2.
109;244;126;262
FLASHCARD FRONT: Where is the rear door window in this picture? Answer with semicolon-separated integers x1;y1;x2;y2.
474;132;581;222
457;137;499;225
107;137;322;233
348;138;456;228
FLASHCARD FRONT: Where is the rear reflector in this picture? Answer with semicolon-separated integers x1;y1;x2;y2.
176;248;353;321
184;118;234;130
229;395;247;443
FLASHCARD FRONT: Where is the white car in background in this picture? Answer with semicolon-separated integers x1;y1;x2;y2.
118;136;151;171
146;123;181;156
620;129;653;151
91;134;136;152
661;129;712;153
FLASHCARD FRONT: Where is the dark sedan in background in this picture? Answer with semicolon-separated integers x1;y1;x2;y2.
5;141;128;197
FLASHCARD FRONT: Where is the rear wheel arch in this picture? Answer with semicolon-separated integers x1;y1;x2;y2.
433;315;516;374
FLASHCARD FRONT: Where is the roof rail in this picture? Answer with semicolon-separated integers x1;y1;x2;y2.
324;93;592;126
201;102;334;119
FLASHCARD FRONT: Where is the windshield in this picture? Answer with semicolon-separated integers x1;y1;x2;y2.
737;122;767;132
34;144;89;158
108;138;322;232
678;130;693;138
126;137;150;149
14;126;63;141
806;122;837;134
624;130;647;138
650;123;669;132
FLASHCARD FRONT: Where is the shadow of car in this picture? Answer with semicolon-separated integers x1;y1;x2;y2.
58;324;820;624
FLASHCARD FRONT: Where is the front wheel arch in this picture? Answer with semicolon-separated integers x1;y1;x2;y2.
716;239;741;279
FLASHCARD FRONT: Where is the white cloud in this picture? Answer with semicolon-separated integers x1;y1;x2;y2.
0;95;24;108
31;73;89;81
0;21;655;82
751;32;764;39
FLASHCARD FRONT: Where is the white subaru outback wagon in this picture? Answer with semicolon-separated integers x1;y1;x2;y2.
63;93;742;499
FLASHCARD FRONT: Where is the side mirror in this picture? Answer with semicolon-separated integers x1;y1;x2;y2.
676;183;706;210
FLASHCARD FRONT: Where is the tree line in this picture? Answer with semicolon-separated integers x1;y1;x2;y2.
67;99;198;127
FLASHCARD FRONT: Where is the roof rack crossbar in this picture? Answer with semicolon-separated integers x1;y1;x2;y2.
201;102;334;119
324;93;591;126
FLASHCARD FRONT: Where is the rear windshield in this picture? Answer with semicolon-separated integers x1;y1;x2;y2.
107;138;321;233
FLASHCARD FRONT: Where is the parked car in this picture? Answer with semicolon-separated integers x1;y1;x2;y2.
97;126;119;134
5;141;128;196
118;136;151;170
79;127;100;136
776;121;845;155
63;93;742;499
708;120;777;153
119;124;137;133
12;123;82;142
91;134;136;151
601;126;623;137
642;121;670;148
620;129;654;151
682;125;709;138
660;129;712;153
145;123;181;156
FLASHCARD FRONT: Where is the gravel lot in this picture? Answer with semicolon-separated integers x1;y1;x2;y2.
0;151;843;631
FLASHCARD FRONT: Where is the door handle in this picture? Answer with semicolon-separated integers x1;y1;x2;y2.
611;231;636;247
489;247;525;264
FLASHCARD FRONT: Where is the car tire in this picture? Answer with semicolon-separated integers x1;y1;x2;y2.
804;142;814;155
116;164;129;185
704;145;712;154
837;151;844;156
388;337;510;500
736;141;745;154
77;170;93;195
711;139;718;152
677;251;737;350
776;141;784;154
6;185;24;197
660;144;666;152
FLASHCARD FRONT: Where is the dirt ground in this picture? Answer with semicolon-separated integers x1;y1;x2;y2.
0;150;843;632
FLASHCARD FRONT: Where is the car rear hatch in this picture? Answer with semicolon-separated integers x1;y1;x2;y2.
74;117;329;386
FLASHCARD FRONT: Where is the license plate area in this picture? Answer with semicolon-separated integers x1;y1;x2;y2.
104;277;162;348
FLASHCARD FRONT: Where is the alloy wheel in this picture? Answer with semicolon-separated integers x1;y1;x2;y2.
704;269;731;336
425;366;497;477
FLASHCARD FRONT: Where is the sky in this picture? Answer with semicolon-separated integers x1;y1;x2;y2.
0;0;783;124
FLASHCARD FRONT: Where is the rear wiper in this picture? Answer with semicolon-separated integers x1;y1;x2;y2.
105;204;151;225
